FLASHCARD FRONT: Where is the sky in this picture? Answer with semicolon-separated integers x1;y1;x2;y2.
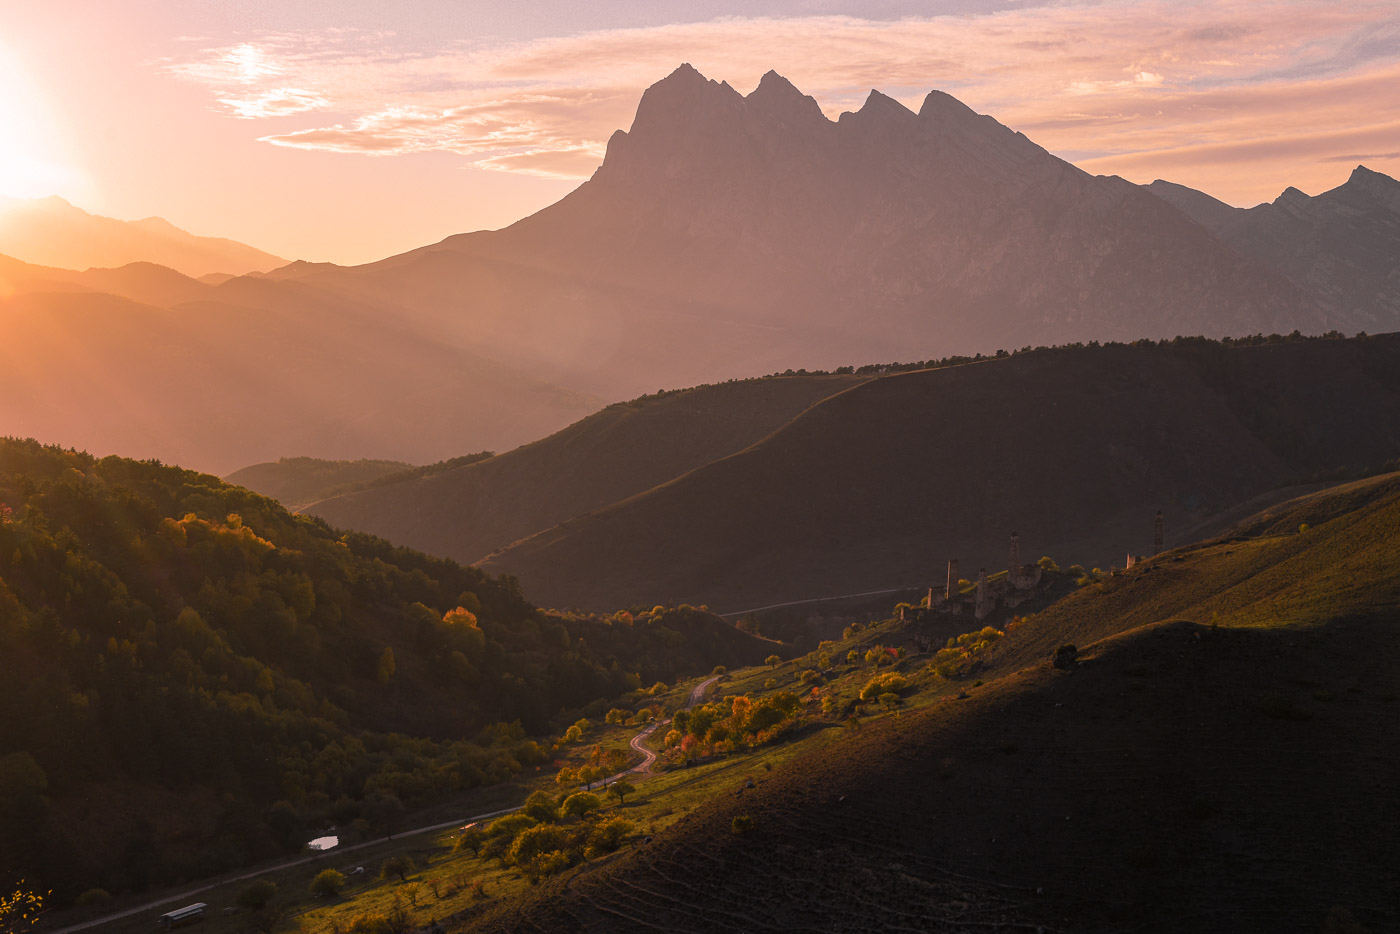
2;0;1398;264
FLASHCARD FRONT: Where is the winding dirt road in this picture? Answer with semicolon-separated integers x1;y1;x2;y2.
48;674;723;934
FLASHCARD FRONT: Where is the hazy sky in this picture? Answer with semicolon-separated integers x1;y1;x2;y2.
3;0;1398;264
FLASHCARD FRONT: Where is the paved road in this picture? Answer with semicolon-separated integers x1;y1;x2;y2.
49;674;723;934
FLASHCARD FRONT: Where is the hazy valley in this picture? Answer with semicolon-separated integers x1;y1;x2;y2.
3;31;1400;934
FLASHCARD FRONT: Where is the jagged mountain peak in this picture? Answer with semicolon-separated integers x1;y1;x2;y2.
917;89;979;123
1338;164;1400;211
745;69;827;124
842;88;916;123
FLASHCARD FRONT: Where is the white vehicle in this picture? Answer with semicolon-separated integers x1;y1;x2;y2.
157;903;206;929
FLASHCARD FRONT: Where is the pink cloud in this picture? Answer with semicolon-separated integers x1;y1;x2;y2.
164;1;1400;199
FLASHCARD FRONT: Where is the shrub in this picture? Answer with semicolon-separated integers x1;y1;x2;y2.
380;854;415;882
765;654;781;669
520;850;573;884
309;869;345;898
712;665;728;676
584;817;634;857
798;669;820;685
454;825;486;855
1052;644;1077;669
561;792;602;820
522;790;558;823
731;815;754;833
506;824;567;866
860;672;909;701
236;880;277;911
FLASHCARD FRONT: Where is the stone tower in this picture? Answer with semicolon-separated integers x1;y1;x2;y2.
1009;532;1021;572
1154;511;1164;555
946;558;960;602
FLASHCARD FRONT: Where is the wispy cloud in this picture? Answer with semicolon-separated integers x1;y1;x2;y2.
164;1;1400;197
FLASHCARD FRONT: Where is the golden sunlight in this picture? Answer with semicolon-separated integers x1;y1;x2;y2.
0;42;80;199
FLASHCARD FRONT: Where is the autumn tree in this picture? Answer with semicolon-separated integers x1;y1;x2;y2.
381;854;415;882
608;779;635;806
561;792;602;820
309;869;345;898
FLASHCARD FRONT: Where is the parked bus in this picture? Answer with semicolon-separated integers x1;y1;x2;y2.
157;904;206;929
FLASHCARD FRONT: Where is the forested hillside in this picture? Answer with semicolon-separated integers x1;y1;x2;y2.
0;440;766;899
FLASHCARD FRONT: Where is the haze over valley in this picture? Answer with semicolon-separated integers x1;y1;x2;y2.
3;3;1400;932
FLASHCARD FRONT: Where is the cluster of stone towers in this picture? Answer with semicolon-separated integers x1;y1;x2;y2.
925;514;1166;622
929;532;1043;621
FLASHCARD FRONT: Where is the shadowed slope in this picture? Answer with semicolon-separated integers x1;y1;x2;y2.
307;373;867;563
461;478;1400;934
481;336;1400;612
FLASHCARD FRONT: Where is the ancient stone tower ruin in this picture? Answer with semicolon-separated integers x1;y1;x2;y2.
946;558;960;602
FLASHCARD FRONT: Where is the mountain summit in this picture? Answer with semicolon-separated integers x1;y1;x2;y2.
0;196;285;277
1148;164;1400;329
277;66;1330;399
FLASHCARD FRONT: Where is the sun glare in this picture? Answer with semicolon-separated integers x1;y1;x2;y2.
0;42;81;200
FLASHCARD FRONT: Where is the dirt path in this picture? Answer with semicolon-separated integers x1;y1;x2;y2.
602;674;720;785
50;675;724;933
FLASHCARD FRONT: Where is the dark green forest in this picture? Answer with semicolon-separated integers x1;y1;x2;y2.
0;439;765;898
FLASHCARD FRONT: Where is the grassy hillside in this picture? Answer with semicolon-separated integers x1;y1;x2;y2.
481;334;1400;613
307;373;868;564
0;439;769;900
457;472;1400;933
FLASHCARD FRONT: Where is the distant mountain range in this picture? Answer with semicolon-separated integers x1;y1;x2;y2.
0;255;600;474
4;65;1399;476
0;195;284;277
269;65;1398;402
1145;166;1400;330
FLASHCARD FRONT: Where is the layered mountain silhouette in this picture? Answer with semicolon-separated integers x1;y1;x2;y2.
274;65;1329;399
305;372;869;560
1147;165;1400;330
467;335;1400;612
0;195;285;277
0;254;599;474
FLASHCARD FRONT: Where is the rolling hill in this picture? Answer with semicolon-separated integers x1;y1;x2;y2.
305;372;868;563
460;471;1400;934
1147;165;1400;332
477;334;1400;613
270;65;1330;402
0;195;285;277
0;255;601;474
225;457;419;510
